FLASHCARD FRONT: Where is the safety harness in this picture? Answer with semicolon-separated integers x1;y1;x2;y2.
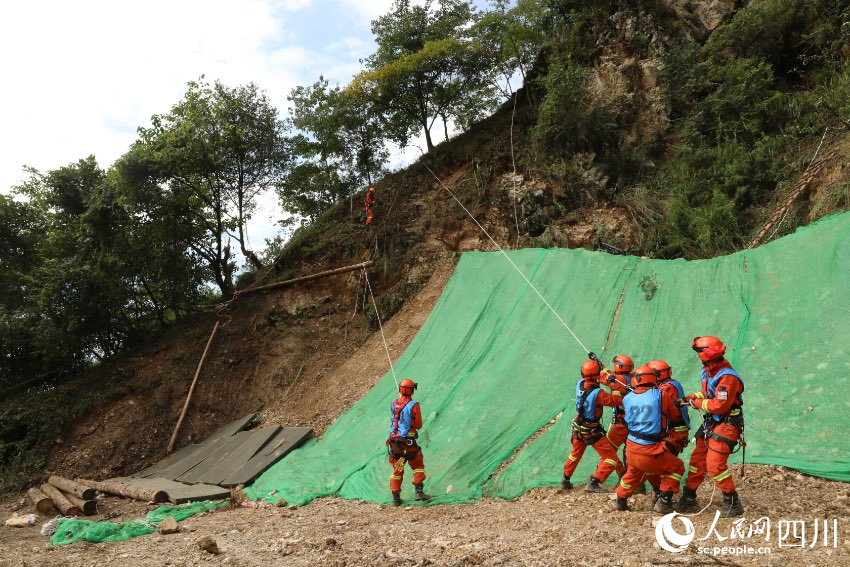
572;381;605;445
387;399;419;459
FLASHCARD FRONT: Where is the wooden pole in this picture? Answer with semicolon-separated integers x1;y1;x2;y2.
48;475;96;500
167;320;220;453
234;261;374;298
77;478;168;504
27;487;54;514
63;493;97;516
40;483;82;516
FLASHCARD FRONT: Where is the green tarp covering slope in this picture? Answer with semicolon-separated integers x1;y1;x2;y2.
248;212;850;506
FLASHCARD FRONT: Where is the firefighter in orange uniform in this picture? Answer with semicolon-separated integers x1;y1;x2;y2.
613;365;686;512
600;354;646;492
648;359;690;455
364;187;376;225
676;336;745;517
561;359;626;492
387;378;431;506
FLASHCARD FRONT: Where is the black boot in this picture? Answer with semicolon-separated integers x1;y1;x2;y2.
651;489;661;509
414;483;432;502
391;492;402;507
676;487;699;513
634;483;647;495
560;475;572;490
613;497;629;511
652;491;675;514
719;491;744;518
584;476;607;493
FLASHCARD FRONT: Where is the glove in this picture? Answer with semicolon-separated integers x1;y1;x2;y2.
393;457;406;473
587;351;602;365
688;398;701;409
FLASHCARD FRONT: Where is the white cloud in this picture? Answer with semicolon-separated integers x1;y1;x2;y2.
338;0;397;26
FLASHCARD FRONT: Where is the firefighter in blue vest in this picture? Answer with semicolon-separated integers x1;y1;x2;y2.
387;378;431;506
562;359;625;492
613;365;686;512
648;359;690;455
676;336;745;517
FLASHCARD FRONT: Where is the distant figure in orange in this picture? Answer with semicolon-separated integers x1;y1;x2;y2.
364;187;376;225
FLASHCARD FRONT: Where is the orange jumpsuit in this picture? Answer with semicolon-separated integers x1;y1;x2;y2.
364;191;375;225
564;379;625;483
684;360;744;494
387;396;425;492
601;370;631;476
615;384;685;498
658;378;690;454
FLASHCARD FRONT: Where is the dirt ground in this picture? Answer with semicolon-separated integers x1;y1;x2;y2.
1;464;848;567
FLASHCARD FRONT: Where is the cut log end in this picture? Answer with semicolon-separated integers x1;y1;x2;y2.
27;487;54;514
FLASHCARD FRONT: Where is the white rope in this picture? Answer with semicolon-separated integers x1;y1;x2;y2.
363;268;398;387
509;91;521;249
422;163;590;354
682;478;717;517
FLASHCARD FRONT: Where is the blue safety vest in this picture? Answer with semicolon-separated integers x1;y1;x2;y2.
623;387;663;445
663;378;691;428
389;399;417;437
575;379;601;422
701;367;744;422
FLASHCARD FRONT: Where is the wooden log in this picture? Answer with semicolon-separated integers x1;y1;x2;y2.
167;320;220;453
40;483;82;516
234;261;374;297
48;475;96;500
76;478;168;504
62;492;97;516
27;487;54;514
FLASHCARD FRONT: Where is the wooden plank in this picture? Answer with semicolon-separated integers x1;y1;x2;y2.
176;432;252;484
205;413;258;442
221;427;313;487
197;426;282;486
136;443;201;478
155;437;230;481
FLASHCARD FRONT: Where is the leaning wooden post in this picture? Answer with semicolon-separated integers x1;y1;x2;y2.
167;320;221;453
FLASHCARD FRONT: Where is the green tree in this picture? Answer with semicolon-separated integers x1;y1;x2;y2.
349;0;496;152
129;79;289;294
280;77;387;220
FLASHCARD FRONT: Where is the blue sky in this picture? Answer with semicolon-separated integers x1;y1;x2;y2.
0;0;497;256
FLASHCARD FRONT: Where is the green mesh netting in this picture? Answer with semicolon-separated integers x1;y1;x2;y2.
50;501;227;546
247;213;850;506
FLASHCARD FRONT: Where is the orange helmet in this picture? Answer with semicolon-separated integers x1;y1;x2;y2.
648;359;671;381
369;187;376;193
399;378;417;396
692;336;726;363
612;354;634;374
581;359;602;378
631;365;658;387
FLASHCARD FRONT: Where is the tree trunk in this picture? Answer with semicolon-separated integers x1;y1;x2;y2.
40;483;82;516
76;478;169;504
27;487;54;514
48;475;96;500
63;493;97;516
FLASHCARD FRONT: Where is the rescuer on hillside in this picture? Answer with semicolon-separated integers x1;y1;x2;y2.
387;378;431;506
613;365;686;513
648;359;690;455
675;336;745;517
599;354;647;493
364;187;376;226
561;359;625;492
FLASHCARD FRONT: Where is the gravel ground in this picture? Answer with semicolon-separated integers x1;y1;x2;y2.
2;465;848;567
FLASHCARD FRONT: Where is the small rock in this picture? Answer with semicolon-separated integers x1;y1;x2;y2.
288;504;298;510
195;535;220;554
227;529;241;538
269;490;278;496
795;474;805;482
157;516;179;535
807;406;814;413
336;520;347;526
325;537;337;547
275;499;287;507
446;485;455;494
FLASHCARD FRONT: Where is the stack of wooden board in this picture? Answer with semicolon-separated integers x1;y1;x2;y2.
100;414;312;503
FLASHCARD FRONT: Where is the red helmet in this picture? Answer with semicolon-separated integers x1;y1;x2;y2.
631;365;658;387
399;378;417;396
648;359;671;381
692;336;726;363
581;359;602;378
369;187;376;193
612;354;634;374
